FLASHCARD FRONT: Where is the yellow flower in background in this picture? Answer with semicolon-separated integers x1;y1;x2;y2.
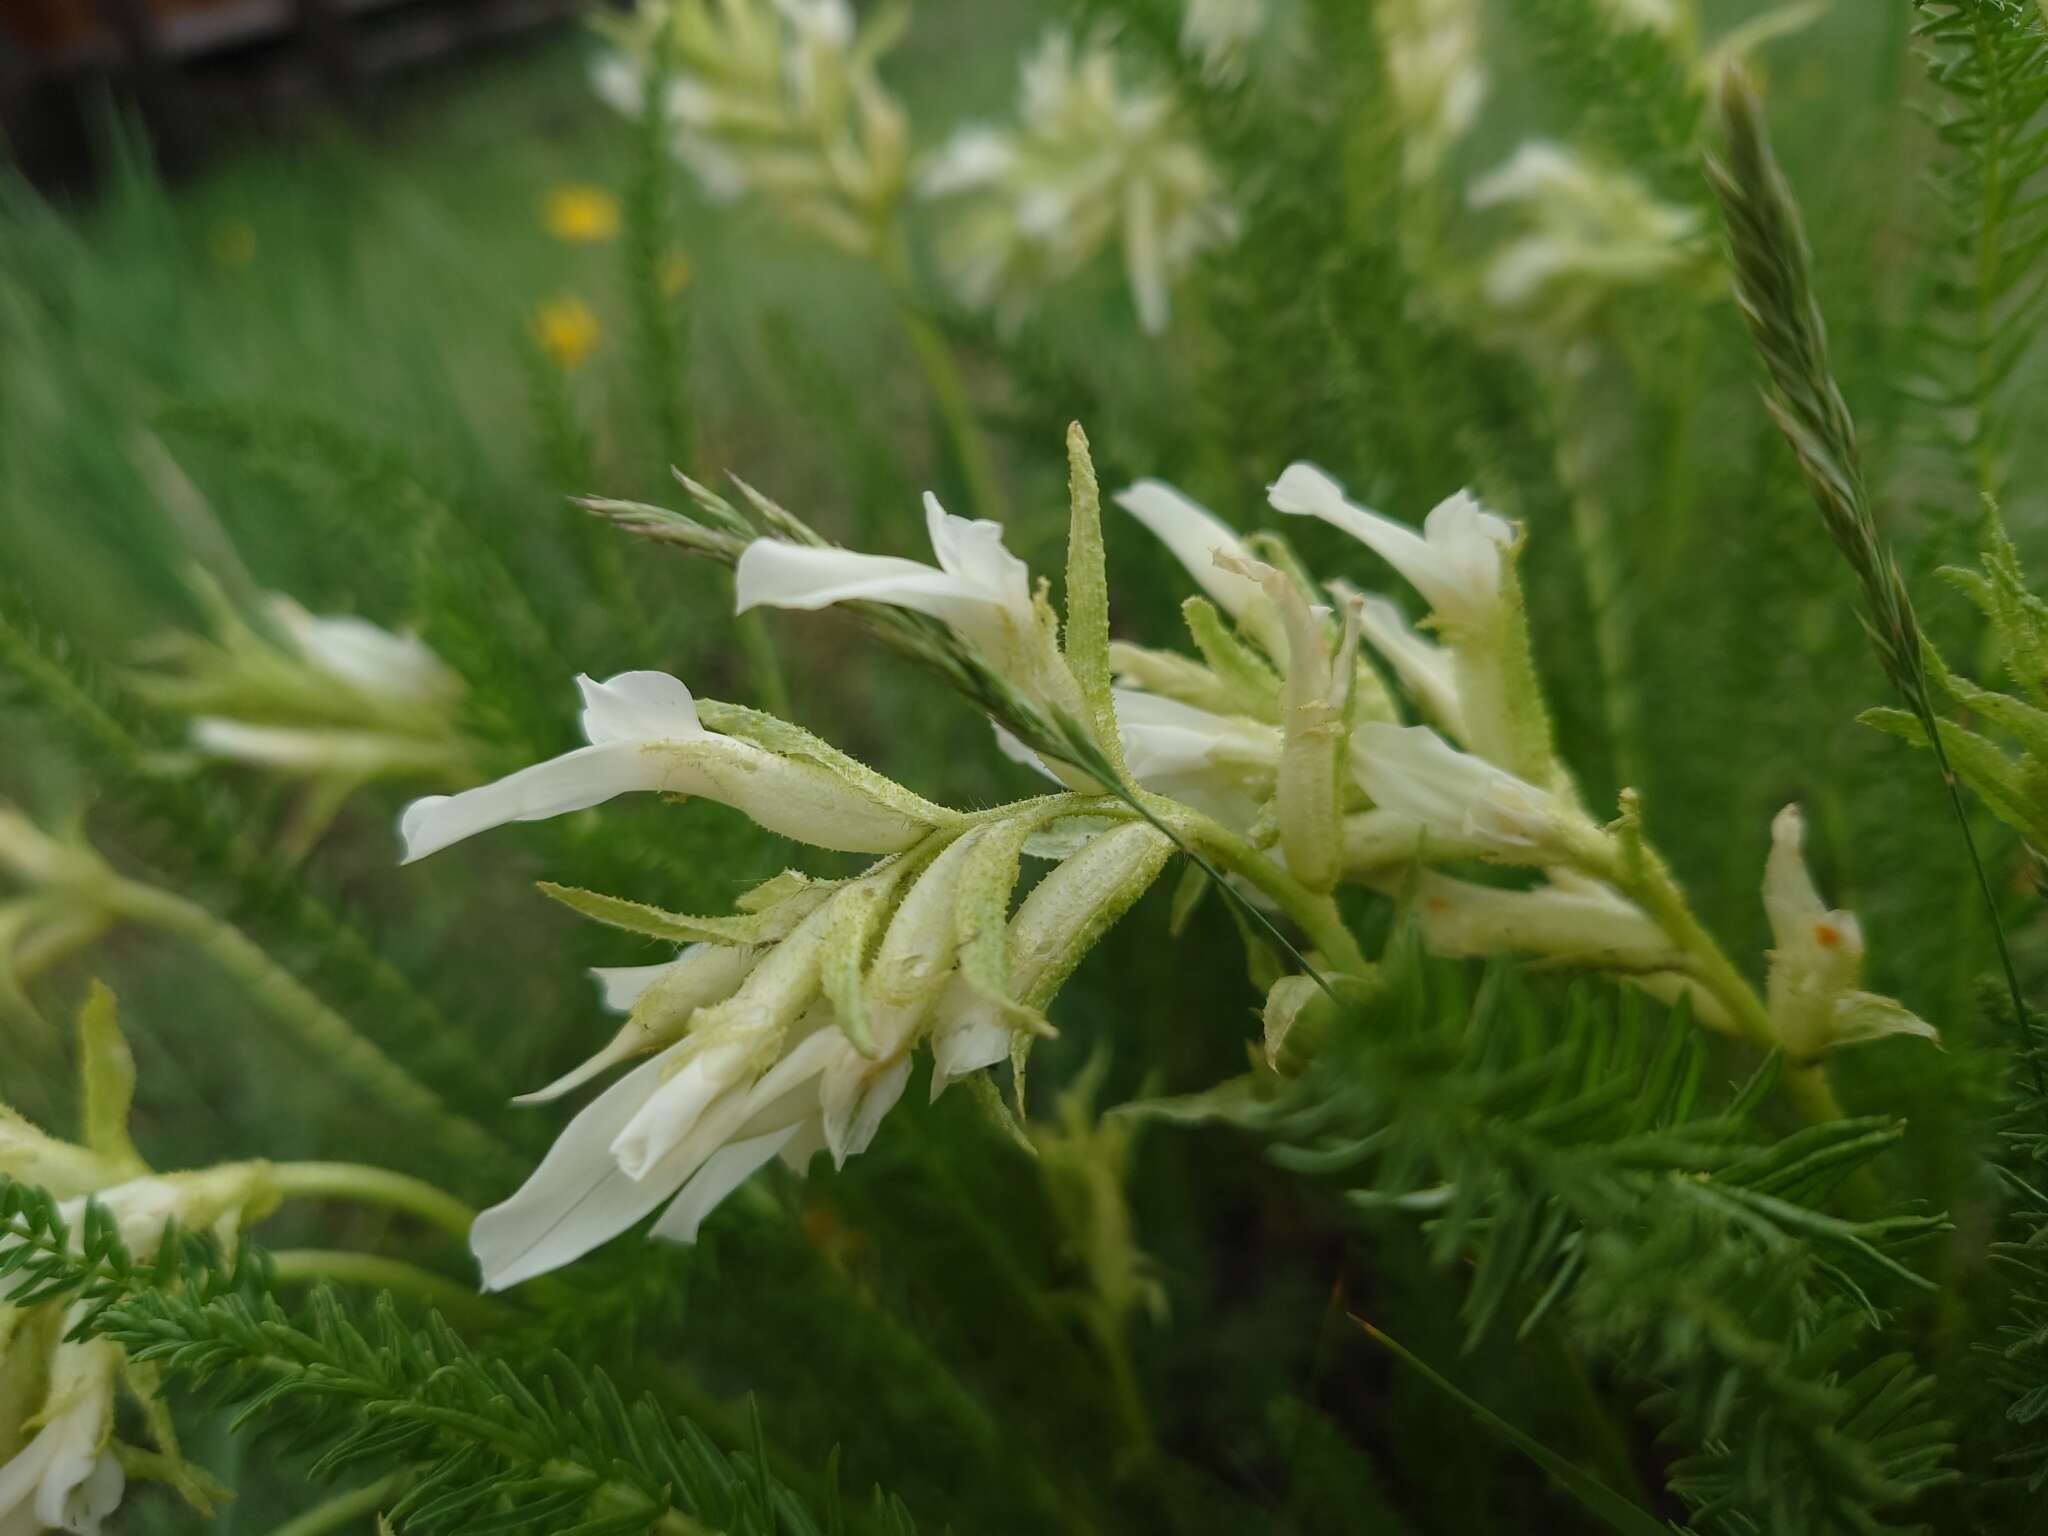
544;184;621;243
659;249;694;297
209;220;257;269
533;297;601;369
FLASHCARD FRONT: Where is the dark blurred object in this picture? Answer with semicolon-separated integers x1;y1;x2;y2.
0;0;590;191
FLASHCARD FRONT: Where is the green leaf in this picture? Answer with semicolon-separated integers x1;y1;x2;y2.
77;981;143;1174
1353;1319;1673;1536
1062;422;1122;772
1181;596;1284;720
1860;705;2047;842
696;700;968;829
818;878;895;1058
536;881;828;946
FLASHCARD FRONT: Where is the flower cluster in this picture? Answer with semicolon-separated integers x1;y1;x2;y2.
433;410;1943;1289
1374;0;1486;185
1467;140;1711;337
591;0;910;257
132;579;470;796
403;661;1173;1288
918;31;1237;334
1;989;278;1534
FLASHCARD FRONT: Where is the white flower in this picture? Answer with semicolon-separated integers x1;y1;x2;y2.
1351;592;1467;738
0;1161;274;1536
399;671;936;861
514;945;765;1105
591;0;907;255
474;1001;897;1291
1375;0;1485;184
1468;141;1706;325
1268;464;1512;633
0;1334;122;1536
264;597;459;707
1180;0;1266;79
186;720;458;777
929;823;1173;1098
1404;868;1674;968
473;839;994;1289
996;687;1278;830
1112;479;1269;622
139;587;467;788
1211;550;1356;889
1594;0;1682;34
1762;806;1937;1060
736;492;1034;660
1353;723;1584;864
919;31;1237;334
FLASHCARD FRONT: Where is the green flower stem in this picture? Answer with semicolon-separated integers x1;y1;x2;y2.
897;302;1011;525
1158;802;1374;981
267;1160;476;1238
268;1249;491;1319
736;606;794;722
264;1475;406;1536
876;231;1011;526
1579;812;1846;1127
100;877;515;1177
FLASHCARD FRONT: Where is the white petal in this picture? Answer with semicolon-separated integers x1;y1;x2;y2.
399;742;666;862
918;127;1016;195
1419;491;1514;576
992;721;1062;783
609;1042;750;1180
777;1115;828;1171
1831;992;1940;1050
1113;480;1265;619
1113;687;1272;783
1268;465;1443;603
470;1052;691;1290
1355;723;1551;851
517;948;760;1106
590;957;692;1014
590;53;644;118
735;540;986;629
189;719;401;774
845;1056;913;1162
1468;140;1578;208
647;1123;803;1245
1762;804;1828;945
819;1047;911;1168
0;1418;61;1523
930;1011;1012;1099
267;600;455;703
577;671;704;746
733;1026;844;1124
923;493;1032;615
1354;594;1466;736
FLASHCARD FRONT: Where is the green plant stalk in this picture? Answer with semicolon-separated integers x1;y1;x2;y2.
265;1160;476;1237
736;605;795;722
1710;65;2040;1111
1584;823;1846;1125
1162;802;1375;980
100;878;515;1178
876;231;1011;526
263;1473;406;1536
268;1249;490;1319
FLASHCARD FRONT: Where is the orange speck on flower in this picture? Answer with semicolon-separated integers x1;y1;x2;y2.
544;184;621;244
1812;921;1842;949
1424;897;1451;913
533;297;601;370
